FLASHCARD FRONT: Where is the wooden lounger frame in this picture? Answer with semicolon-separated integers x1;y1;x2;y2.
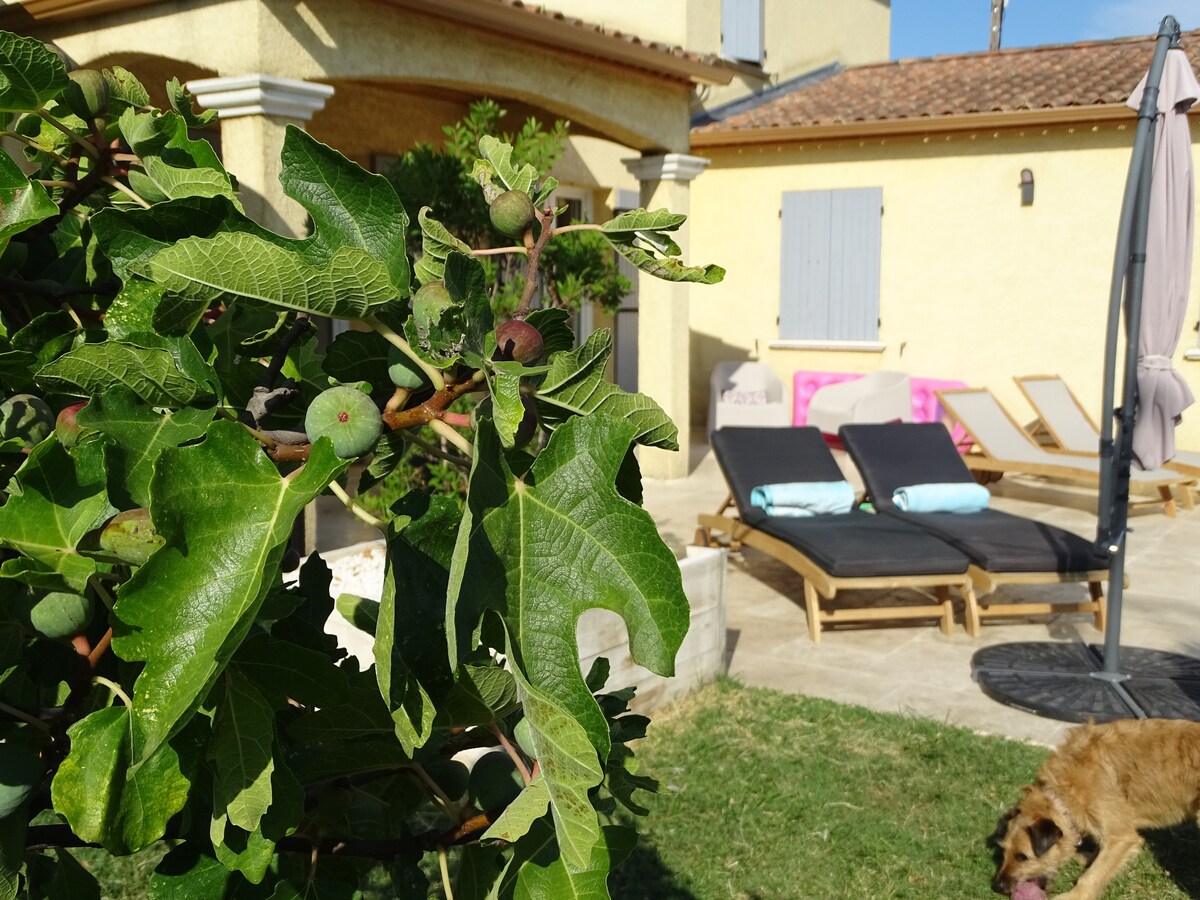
937;387;1194;517
696;494;973;643
960;566;1108;638
1015;373;1200;493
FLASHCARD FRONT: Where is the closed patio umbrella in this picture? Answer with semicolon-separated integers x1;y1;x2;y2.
972;17;1200;724
1127;46;1200;471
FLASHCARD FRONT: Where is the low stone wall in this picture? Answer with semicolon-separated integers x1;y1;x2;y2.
315;541;729;714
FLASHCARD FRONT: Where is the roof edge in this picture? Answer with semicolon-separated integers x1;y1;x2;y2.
690;104;1137;148
391;0;735;86
691;61;843;128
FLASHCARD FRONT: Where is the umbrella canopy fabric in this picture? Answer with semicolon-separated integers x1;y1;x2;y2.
1126;48;1200;471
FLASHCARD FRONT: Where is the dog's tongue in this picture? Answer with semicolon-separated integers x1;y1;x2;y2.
1012;882;1047;900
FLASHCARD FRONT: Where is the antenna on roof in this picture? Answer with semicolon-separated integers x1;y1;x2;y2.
989;0;1008;52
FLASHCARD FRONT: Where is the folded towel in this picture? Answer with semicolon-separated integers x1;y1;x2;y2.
892;482;990;514
750;481;856;517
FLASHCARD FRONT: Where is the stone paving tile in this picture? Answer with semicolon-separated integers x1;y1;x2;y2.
643;433;1200;748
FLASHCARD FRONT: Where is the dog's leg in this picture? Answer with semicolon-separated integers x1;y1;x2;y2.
1053;833;1144;900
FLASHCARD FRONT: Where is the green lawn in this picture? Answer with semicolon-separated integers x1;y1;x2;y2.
608;679;1200;899
63;680;1200;898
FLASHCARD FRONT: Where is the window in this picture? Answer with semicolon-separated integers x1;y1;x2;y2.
778;188;883;343
722;0;764;65
552;186;595;345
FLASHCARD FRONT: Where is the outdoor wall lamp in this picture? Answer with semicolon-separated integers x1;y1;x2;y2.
1020;168;1034;205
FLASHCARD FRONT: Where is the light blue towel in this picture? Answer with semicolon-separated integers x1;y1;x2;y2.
750;481;856;517
892;482;990;514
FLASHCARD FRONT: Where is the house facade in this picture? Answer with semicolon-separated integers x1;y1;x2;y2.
0;0;891;478
690;31;1200;452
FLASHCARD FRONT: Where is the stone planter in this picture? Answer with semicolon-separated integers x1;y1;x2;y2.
315;541;729;714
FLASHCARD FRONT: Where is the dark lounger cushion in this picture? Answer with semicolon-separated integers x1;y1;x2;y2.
711;427;969;577
839;422;1108;573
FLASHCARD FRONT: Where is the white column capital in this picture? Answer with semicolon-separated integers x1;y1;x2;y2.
622;152;710;183
184;74;334;121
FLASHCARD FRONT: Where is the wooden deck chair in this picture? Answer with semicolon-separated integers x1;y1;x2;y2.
839;422;1111;637
936;387;1194;516
696;426;974;643
1015;374;1200;484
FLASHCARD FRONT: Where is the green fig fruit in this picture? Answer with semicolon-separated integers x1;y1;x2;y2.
0;394;55;447
55;401;88;449
494;319;544;364
489;190;536;238
411;281;454;330
0;744;42;819
99;508;164;566
467;751;523;811
64;68;109;122
305;386;383;459
386;346;428;390
513;717;537;761
12;588;94;642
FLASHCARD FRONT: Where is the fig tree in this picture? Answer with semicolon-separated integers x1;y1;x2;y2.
489;190;536;238
386;346;428;390
99;508;164;566
64;68;109;122
0;393;55;447
305;386;382;458
0;744;42;819
12;588;94;642
55;401;88;448
513;717;536;760
494;319;544;364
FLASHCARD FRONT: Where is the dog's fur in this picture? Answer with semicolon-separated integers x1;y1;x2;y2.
993;718;1200;899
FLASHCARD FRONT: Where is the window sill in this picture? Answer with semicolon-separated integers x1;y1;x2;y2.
769;339;886;353
1184;349;1200;362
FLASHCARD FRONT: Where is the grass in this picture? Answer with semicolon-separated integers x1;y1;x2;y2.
608;679;1200;899
61;680;1200;898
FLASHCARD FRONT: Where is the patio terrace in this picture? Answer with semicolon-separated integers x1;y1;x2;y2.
641;430;1200;747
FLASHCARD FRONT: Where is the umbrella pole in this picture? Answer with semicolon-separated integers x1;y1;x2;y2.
1097;16;1179;678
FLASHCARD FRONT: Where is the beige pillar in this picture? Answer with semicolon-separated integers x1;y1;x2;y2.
185;74;335;237
622;152;710;480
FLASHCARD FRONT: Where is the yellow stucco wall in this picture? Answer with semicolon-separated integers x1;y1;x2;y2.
690;120;1200;451
31;0;693;154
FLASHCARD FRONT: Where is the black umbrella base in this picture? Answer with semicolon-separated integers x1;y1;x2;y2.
971;642;1200;723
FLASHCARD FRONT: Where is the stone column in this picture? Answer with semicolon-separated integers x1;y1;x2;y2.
185;74;334;237
621;152;710;480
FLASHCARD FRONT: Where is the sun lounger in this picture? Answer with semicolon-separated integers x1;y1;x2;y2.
839;422;1109;637
1015;373;1200;483
936;387;1194;516
697;426;974;642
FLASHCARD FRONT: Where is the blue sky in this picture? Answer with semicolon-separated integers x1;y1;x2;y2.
890;0;1200;59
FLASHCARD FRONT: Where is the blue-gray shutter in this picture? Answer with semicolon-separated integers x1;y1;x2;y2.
722;0;763;64
779;187;882;341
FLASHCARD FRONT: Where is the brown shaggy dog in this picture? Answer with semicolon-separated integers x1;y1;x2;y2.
993;718;1200;899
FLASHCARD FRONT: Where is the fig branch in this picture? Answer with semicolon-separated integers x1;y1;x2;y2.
514;204;556;319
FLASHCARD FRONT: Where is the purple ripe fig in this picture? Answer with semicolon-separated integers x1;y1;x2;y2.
305;386;382;458
99;508;165;566
494;319;544;364
489;190;536;238
55;401;87;448
512;396;538;449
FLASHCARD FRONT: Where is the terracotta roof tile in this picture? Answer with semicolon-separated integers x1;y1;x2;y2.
695;29;1200;133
